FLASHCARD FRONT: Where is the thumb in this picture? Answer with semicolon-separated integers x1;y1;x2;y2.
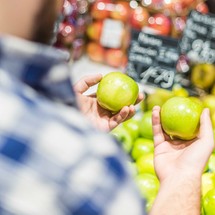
74;74;103;94
199;108;214;150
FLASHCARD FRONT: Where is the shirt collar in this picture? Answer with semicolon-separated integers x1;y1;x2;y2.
0;35;70;64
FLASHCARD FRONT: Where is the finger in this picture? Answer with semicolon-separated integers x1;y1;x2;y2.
124;105;136;121
199;108;214;149
109;106;130;130
134;93;144;105
74;74;103;94
152;106;165;147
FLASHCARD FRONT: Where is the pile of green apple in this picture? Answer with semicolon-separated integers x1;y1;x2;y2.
111;112;159;213
110;86;215;214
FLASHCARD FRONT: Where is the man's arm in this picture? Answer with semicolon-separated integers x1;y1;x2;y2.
150;173;201;215
150;106;214;215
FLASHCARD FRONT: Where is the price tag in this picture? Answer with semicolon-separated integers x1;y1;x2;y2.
100;19;124;48
180;10;215;64
127;32;179;90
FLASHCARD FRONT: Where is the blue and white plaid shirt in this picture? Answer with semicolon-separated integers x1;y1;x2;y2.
0;36;146;215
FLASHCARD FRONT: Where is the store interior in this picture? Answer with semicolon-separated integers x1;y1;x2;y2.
53;0;215;214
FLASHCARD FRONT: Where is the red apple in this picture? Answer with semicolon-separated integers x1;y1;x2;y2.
110;1;130;22
141;0;163;10
57;22;76;46
86;42;105;63
91;0;111;20
63;0;78;17
130;6;149;30
180;0;195;7
196;2;209;14
163;0;195;14
105;48;125;68
148;13;172;36
86;21;103;41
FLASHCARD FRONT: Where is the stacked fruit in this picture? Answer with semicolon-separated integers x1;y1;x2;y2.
86;0;131;68
186;63;215;131
111;112;158;213
86;0;208;68
135;0;209;38
110;86;215;214
55;0;91;61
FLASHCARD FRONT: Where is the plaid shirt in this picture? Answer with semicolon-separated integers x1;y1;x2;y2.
0;36;146;215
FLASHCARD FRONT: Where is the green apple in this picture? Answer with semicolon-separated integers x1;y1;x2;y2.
144;88;173;111
97;72;139;112
172;85;189;97
211;84;215;95
201;206;205;215
122;118;140;140
146;195;156;213
208;154;215;173
145;93;166;111
161;97;203;140
135;173;159;200
191;63;215;89
136;153;155;175
202;95;215;115
139;110;153;139
204;161;209;173
110;126;133;153
202;188;215;214
154;88;174;102
140;100;147;112
211;112;215;129
189;96;203;107
131;138;154;160
201;172;215;197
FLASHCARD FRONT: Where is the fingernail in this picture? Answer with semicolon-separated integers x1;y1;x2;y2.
204;108;210;115
152;105;160;111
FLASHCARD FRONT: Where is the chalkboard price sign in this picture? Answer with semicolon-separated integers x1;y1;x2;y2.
127;31;179;90
180;10;215;64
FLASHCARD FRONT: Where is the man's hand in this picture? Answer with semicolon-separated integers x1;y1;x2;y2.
150;106;214;215
152;106;214;181
74;74;144;132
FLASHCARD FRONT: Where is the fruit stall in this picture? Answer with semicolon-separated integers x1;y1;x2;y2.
56;0;215;214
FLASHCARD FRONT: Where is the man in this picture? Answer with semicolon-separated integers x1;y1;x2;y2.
0;0;214;214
